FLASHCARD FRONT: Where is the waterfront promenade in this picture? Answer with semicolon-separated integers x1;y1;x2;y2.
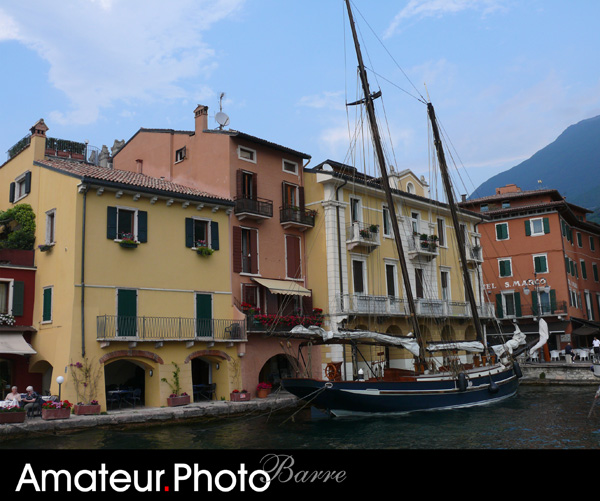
0;391;301;440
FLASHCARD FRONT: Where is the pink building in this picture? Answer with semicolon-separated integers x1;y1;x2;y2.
114;105;322;391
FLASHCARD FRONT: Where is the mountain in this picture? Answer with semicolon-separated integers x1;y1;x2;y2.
470;115;600;222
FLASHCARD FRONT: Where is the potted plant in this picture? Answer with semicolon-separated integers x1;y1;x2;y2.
118;232;138;248
0;314;16;326
0;406;26;424
38;243;54;252
369;224;379;233
230;389;251;402
196;246;214;257
256;382;272;398
162;362;191;407
359;229;370;239
41;400;73;420
70;359;102;415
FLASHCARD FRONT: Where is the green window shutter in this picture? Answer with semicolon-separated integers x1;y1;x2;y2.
565;256;569;272
42;288;52;322
505;260;512;276
496;224;507;240
524;220;531;236
137;211;148;243
496;294;504;318
591;237;596;251
24;171;31;194
107;206;117;239
594;263;599;282
550;289;557;313
514;292;522;317
531;291;538;316
185;218;194;248
534;256;541;273
499;260;505;277
211;221;219;251
9;182;15;203
12;281;25;316
543;217;550;234
581;261;587;279
577;233;583;247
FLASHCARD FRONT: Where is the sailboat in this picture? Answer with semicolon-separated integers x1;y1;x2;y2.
281;0;540;416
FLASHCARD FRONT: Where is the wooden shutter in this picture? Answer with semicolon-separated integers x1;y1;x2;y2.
211;221;219;251
286;235;301;279
524;220;531;236
106;207;117;239
496;294;503;318
232;226;242;273
543;217;550;234
24;171;31;194
302;290;313;314
514;292;522;317
299;186;305;210
9;182;15;203
252;173;258;200
236;169;243;198
550;289;557;313
12;281;25;317
137;210;148;243
185;218;194;248
250;229;258;274
42;288;52;322
531;291;538;316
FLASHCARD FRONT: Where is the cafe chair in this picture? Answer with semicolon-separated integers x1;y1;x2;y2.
550;350;560;361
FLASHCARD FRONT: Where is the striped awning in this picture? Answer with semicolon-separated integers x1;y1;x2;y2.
0;334;36;355
252;278;311;297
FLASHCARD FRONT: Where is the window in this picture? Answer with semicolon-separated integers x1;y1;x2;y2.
382;206;391;237
480;204;489;212
45;209;56;245
411;212;420;235
42;286;53;323
533;254;548;274
502;201;510;208
385;262;398;297
241;284;259;310
282;182;298;208
282;160;298;174
593;263;599;282
238;146;256;163
581;260;588;280
350;198;361;223
577;232;583;247
406;182;415;194
437;218;446;246
440;270;450;301
415;269;424;298
585;291;593;320
495;222;509;241
175;146;186;163
498;258;512;277
240;170;255;199
232;227;259;275
285;235;302;279
496;291;521;318
0;282;9;314
591;236;596;252
185;218;219;250
9;171;32;203
525;217;550;236
107;206;148;243
352;259;366;294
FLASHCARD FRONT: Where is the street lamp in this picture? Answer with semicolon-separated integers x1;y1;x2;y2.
56;376;64;401
523;271;550;316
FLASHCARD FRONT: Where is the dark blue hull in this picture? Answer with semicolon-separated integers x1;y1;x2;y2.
282;365;519;416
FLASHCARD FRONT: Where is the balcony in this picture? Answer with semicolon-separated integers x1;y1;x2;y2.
334;294;495;319
279;206;316;230
346;222;380;252
466;246;483;266
234;196;273;221
408;235;439;261
96;316;247;344
496;300;568;320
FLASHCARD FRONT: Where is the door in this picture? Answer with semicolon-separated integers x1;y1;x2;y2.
196;294;213;337
117;289;137;337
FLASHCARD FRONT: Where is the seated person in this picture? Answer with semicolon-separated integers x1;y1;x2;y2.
22;386;40;417
5;386;22;408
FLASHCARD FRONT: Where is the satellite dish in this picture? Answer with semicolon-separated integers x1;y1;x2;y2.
215;111;230;128
322;163;333;172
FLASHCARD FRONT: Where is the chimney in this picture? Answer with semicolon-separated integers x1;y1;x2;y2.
461;194;467;202
30;119;48;138
194;105;209;132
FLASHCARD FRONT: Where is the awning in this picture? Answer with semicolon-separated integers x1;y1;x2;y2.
0;334;37;355
252;278;311;297
572;326;599;336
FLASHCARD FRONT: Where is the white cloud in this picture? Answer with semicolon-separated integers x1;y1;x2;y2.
384;0;506;38
297;91;346;111
0;0;245;125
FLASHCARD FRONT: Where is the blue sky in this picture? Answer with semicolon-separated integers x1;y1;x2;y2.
1;0;599;196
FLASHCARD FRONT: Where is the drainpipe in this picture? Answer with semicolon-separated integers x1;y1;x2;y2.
79;184;88;357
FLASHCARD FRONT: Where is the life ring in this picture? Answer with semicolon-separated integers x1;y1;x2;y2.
325;363;339;381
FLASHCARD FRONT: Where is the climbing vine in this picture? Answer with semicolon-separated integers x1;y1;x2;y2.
0;204;36;250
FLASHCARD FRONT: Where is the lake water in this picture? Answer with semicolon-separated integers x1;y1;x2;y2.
3;385;600;450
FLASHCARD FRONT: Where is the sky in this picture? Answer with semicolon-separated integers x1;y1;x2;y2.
1;0;599;198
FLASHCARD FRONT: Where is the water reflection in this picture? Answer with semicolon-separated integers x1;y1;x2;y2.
3;386;600;449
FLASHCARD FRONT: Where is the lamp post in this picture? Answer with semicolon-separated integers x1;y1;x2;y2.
56;376;64;401
522;271;551;317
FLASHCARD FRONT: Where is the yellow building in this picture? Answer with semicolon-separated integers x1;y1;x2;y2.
0;120;244;409
304;160;492;378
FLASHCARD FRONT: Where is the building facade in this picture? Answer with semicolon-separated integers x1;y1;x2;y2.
459;184;600;356
304;160;492;378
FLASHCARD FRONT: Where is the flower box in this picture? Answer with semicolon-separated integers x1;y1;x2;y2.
119;241;138;248
73;404;101;416
42;408;71;420
230;391;251;402
0;410;26;424
166;395;190;407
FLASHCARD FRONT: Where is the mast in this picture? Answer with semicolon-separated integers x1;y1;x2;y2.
344;0;425;361
426;103;484;344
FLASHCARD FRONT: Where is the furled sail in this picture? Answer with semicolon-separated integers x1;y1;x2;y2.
290;325;422;357
426;342;485;353
490;325;527;356
529;318;549;355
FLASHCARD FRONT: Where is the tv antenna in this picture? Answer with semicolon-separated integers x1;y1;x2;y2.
215;92;230;129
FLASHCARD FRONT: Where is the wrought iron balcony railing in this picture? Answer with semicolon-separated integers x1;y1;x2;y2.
96;316;247;342
279;206;316;228
234;196;273;220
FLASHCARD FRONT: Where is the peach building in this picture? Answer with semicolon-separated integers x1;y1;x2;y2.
460;184;600;358
113;105;322;390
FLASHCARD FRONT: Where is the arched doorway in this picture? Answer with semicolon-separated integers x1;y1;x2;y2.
258;354;295;390
104;359;146;407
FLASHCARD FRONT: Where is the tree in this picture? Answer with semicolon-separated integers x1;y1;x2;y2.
0;204;36;250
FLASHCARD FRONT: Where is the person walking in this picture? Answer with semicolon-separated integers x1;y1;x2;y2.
593;337;600;363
